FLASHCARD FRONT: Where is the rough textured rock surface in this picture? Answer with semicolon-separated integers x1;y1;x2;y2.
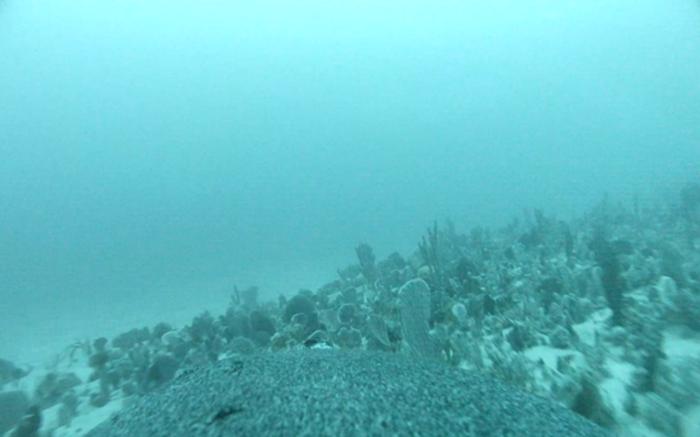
88;350;611;437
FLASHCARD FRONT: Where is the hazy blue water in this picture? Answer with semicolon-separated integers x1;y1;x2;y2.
1;0;699;363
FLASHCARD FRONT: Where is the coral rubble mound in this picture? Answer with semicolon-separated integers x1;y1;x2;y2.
87;349;610;437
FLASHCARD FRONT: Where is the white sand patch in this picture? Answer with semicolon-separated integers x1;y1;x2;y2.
49;392;125;437
572;308;611;347
604;358;634;387
684;404;700;437
664;327;700;359
599;358;634;423
618;422;666;437
662;327;700;436
523;345;586;371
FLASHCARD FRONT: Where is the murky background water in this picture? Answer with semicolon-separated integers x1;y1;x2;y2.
1;0;699;363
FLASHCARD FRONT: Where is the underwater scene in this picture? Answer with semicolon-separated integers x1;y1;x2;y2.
1;0;700;436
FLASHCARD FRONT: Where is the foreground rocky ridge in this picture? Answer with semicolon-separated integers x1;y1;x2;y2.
2;183;700;436
87;349;611;437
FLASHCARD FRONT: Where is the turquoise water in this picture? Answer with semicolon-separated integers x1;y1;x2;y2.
1;0;699;362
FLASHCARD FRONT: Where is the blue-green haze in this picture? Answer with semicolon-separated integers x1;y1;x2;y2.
1;0;699;362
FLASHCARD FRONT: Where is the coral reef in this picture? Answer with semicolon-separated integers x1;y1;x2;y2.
4;183;700;436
